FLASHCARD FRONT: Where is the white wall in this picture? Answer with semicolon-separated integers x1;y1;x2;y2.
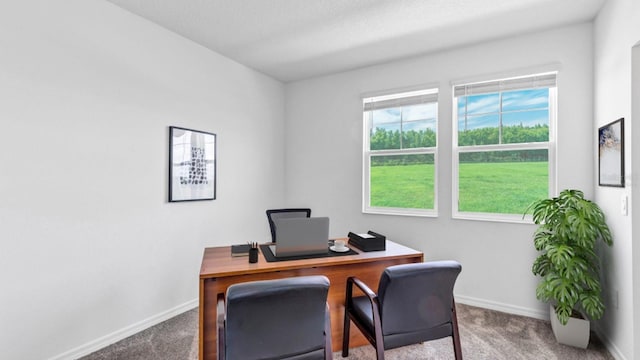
633;43;640;360
285;24;593;318
0;1;284;359
593;0;640;358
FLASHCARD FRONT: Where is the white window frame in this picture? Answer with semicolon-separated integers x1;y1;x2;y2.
452;73;557;223
362;88;438;217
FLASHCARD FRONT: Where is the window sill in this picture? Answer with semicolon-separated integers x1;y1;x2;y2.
452;211;534;224
363;207;437;218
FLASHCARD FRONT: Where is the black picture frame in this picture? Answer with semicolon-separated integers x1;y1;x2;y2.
598;118;624;187
169;126;217;202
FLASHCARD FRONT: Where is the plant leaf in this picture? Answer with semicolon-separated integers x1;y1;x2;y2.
547;244;574;267
532;256;551;276
580;292;605;320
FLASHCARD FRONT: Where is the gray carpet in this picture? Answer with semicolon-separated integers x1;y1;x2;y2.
80;304;613;360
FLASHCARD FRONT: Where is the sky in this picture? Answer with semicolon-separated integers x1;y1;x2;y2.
457;88;549;130
369;88;549;133
371;102;437;132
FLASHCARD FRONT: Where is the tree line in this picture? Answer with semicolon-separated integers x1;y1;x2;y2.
371;124;548;149
458;124;548;146
370;124;549;166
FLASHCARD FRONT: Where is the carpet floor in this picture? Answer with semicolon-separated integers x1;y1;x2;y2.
80;303;613;360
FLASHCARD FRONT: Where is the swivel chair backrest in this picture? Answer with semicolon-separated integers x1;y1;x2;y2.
266;208;311;243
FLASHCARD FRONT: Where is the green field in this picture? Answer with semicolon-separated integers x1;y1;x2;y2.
370;162;548;214
370;164;435;209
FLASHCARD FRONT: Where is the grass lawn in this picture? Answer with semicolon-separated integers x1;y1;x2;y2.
458;162;548;214
370;161;548;213
370;164;434;209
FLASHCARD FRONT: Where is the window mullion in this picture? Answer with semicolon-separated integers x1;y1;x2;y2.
400;107;404;149
499;92;503;144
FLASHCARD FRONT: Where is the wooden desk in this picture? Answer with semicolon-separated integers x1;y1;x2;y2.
199;240;423;360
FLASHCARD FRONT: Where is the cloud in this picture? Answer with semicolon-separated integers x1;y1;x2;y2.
458;89;549;129
502;89;548;111
371;104;437;132
458;94;499;115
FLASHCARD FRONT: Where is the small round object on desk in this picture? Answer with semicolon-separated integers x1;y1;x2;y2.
330;245;350;253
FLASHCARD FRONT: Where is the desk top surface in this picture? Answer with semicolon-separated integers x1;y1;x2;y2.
200;239;423;279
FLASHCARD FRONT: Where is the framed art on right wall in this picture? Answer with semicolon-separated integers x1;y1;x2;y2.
598;118;625;187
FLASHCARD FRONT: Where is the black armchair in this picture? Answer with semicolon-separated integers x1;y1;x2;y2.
342;261;463;360
266;208;311;243
217;275;332;360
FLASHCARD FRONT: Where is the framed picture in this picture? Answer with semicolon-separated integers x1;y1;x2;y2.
598;118;624;187
169;126;216;201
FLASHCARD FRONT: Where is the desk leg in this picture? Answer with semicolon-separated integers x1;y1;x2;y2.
199;279;204;360
200;278;221;360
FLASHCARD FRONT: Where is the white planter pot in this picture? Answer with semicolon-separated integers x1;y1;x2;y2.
550;305;590;348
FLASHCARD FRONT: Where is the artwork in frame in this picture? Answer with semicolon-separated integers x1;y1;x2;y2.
169;126;216;202
598;118;624;187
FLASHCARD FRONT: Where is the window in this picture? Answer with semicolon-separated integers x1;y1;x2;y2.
453;73;556;221
363;88;438;216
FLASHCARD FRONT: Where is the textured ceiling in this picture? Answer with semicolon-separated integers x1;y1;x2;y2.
106;0;606;82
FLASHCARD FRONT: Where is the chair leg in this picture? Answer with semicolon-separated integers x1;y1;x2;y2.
451;301;463;360
374;341;385;360
371;304;385;360
325;304;332;360
342;312;350;357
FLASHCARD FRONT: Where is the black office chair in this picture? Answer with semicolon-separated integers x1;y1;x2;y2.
342;261;463;360
266;208;311;243
217;275;332;360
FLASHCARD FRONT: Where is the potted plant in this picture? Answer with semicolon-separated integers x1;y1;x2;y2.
525;189;613;348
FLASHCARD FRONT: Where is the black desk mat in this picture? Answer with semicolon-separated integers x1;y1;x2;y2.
259;244;358;262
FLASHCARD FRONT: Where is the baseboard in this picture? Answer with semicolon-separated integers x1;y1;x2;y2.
592;323;627;360
49;298;198;360
455;295;549;321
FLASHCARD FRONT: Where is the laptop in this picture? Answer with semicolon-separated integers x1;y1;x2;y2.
269;217;330;257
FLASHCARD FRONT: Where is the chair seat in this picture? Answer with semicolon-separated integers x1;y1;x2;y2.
350;295;453;350
383;323;453;350
351;296;376;334
276;348;326;360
